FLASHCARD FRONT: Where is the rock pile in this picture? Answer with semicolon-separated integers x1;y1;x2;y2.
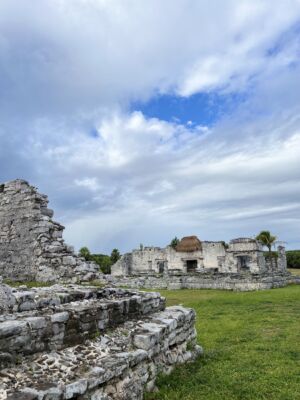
0;180;99;283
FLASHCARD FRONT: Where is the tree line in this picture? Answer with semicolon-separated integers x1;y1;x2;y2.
79;247;121;274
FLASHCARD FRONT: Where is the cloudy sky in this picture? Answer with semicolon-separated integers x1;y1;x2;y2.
1;0;300;253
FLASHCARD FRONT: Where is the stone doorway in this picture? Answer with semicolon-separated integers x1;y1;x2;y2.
237;255;251;271
158;261;165;274
186;259;197;272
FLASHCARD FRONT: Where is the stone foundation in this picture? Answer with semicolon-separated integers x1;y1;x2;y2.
0;283;201;399
101;271;296;291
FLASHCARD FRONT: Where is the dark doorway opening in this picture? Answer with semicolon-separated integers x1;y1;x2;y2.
237;255;250;270
158;261;165;274
186;260;197;272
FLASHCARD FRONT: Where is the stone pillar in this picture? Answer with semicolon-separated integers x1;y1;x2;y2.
163;260;169;277
277;246;287;273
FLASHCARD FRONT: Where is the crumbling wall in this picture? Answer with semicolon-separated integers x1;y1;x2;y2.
0;180;99;282
0;283;201;400
103;271;293;291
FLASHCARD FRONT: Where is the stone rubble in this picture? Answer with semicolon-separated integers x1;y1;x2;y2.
0;180;100;283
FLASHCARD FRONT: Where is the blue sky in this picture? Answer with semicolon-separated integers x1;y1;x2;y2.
133;92;248;127
0;0;300;252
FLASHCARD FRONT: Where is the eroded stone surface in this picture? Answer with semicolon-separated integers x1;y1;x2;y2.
100;270;294;291
0;278;15;314
0;286;165;366
0;284;201;400
0;180;100;283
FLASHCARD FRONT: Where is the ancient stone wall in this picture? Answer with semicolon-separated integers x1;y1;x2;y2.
0;282;201;399
202;242;226;270
0;180;99;283
0;286;165;367
102;271;293;291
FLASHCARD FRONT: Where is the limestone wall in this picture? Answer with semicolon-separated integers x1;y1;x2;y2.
131;247;166;274
102;271;293;291
3;306;201;400
0;180;99;282
0;286;165;367
202;242;226;270
0;283;201;400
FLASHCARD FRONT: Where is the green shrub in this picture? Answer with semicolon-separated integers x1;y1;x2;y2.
264;251;278;260
286;250;300;269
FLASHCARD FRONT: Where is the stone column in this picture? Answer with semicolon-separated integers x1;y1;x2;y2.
277;246;287;272
163;261;169;277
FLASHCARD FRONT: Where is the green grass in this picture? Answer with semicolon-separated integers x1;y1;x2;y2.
289;268;300;276
145;286;300;400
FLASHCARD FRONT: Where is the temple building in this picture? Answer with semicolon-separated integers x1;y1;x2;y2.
112;236;287;276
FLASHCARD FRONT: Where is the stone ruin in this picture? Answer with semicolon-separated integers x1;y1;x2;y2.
109;237;297;291
0;283;201;399
0;180;99;283
0;180;202;399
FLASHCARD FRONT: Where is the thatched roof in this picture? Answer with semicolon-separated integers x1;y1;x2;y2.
175;236;202;252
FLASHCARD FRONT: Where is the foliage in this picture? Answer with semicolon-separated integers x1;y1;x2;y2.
221;241;229;249
286;250;300;269
79;246;121;274
91;254;112;274
110;248;121;264
289;268;300;276
79;246;91;261
170;236;180;249
263;251;278;260
256;230;277;252
145;286;300;400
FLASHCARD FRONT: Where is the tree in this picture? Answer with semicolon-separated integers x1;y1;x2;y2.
92;254;112;274
110;248;121;264
79;246;91;261
170;236;179;249
256;231;277;259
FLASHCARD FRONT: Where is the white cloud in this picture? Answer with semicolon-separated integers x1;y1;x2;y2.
16;107;300;252
0;0;300;252
0;0;299;115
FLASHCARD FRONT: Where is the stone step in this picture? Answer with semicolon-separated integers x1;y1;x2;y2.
0;287;165;366
1;306;201;400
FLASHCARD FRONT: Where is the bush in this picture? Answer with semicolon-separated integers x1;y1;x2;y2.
264;251;278;260
286;250;300;269
90;254;112;274
79;246;122;274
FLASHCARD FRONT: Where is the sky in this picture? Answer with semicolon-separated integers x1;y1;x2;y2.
1;0;300;253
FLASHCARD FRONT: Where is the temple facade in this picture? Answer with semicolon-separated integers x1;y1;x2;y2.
112;236;287;276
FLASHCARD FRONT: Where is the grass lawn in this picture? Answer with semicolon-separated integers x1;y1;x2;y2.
145;285;300;400
289;268;300;276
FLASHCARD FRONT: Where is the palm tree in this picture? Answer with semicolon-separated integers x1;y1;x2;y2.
256;231;277;261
